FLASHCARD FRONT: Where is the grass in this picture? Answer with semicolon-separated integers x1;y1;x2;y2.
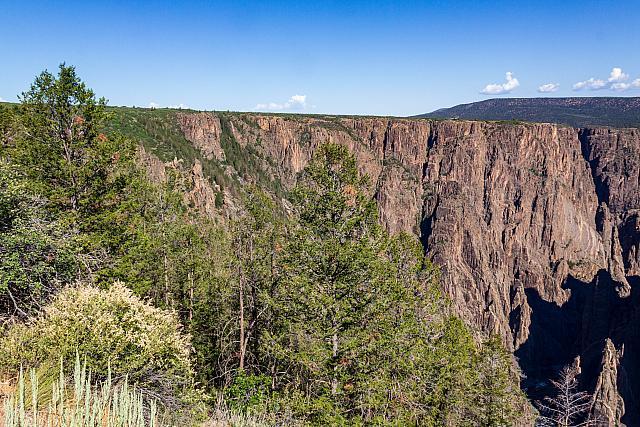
202;395;304;427
2;355;159;427
2;363;302;427
202;398;271;427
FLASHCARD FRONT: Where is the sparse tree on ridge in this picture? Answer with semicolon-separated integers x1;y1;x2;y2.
537;364;594;427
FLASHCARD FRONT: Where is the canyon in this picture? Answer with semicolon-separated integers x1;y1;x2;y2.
140;111;640;425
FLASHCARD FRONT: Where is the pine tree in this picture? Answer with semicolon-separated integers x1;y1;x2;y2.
272;145;387;416
18;63;113;214
473;336;525;425
10;64;139;283
230;187;283;375
264;144;523;425
0;161;77;316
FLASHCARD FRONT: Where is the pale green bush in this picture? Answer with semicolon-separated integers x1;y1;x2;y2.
0;282;192;405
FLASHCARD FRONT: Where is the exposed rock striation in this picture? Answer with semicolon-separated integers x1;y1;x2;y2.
590;339;625;425
170;112;640;423
177;112;226;161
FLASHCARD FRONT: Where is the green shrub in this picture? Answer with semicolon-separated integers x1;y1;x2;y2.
224;370;271;412
0;282;192;405
0;161;79;316
214;191;224;208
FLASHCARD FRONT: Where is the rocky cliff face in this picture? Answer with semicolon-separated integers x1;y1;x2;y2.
171;112;640;424
176;112;226;161
591;339;625;424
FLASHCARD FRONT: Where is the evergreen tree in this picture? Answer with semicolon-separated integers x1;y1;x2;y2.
0;161;77;316
273;144;389;419
9;64;138;283
262;144;523;425
0;104;19;149
474;336;525;425
230;187;283;375
18;63;112;214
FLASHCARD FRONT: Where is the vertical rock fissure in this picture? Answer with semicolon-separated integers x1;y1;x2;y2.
578;128;610;207
419;126;437;250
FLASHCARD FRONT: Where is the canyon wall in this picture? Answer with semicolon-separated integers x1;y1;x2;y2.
173;112;640;424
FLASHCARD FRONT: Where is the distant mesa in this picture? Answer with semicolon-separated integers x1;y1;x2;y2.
415;97;640;128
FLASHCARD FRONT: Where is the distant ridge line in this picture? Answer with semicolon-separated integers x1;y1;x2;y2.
414;97;640;128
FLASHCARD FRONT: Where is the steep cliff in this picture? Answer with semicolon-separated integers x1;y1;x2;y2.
135;110;640;424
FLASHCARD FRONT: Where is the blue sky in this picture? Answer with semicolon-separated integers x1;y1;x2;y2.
1;0;639;116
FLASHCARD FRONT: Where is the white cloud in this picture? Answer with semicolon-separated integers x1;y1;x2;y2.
538;83;560;93
573;78;607;91
148;102;189;109
480;72;520;95
0;97;5;102
608;67;629;83
573;67;639;91
611;82;632;91
256;94;307;111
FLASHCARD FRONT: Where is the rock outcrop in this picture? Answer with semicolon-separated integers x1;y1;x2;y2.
590;339;625;425
170;112;640;423
177;112;226;161
138;146;224;219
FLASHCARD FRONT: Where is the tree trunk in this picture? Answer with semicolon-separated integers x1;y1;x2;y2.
332;325;338;395
63;147;79;210
239;265;246;371
188;270;194;322
164;252;169;306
